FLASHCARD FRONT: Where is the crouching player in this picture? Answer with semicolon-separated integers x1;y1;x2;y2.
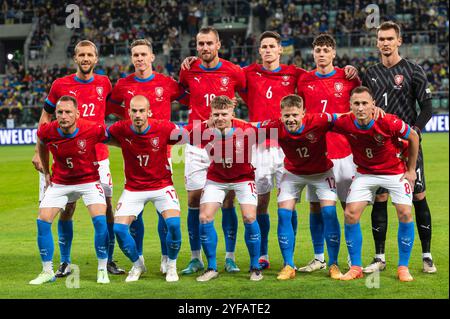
30;96;110;285
182;96;262;282
333;87;419;281
107;95;182;282
258;95;342;280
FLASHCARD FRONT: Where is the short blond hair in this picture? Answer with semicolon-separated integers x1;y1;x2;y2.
280;94;303;109
74;40;98;56
210;96;234;110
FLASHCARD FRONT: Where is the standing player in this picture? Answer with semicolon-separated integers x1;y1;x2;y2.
240;31;305;269
333;86;420;282
181;96;262;282
178;26;247;275
107;39;189;274
107;95;182;282
257;95;341;280
296;34;361;273
31;40;124;277
363;21;435;273
30;96;110;285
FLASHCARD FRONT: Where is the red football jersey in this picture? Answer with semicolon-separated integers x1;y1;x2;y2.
258;113;335;175
333;113;411;175
179;58;246;124
242;63;306;122
183;119;257;183
45;74;112;161
297;68;361;159
107;119;181;191
107;72;188;120
37;119;107;185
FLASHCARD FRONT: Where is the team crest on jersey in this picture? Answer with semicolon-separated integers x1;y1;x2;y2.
155;87;164;97
77;139;86;154
305;132;318;143
96;87;104;101
220;76;230;87
281;75;290;86
394;74;404;86
151;137;160;150
334;82;343;92
374;133;385;145
155;87;164;101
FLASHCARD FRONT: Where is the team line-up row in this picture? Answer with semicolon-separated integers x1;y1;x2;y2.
29;22;436;285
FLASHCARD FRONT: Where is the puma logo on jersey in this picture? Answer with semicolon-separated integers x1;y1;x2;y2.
127;90;135;96
371;78;378;82
69;90;78;96
51;143;59;149
308;85;314;90
256;72;262;77
194;77;201;83
125;138;132;144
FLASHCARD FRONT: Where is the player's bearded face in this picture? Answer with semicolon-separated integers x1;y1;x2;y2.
351;92;375;123
130;106;149;128
197;33;220;63
313;46;335;68
74;46;98;75
259;38;282;63
281;106;305;132
56;103;79;131
377;29;401;57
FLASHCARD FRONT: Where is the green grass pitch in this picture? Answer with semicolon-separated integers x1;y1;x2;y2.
0;133;448;299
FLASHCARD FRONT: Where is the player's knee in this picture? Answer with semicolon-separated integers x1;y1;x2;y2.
60;202;76;221
257;193;270;212
413;191;426;201
344;209;359;224
309;202;321;213
397;210;413;223
199;214;214;224
375;193;389;202
242;213;256;224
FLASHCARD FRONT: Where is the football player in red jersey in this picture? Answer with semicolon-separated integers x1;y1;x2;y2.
296;34;361;273
107;95;183;283
107;39;189;275
181;96;262;282
333;86;419;282
257;95;342;280
30;96;110;285
31;40;124;277
178;27;247;275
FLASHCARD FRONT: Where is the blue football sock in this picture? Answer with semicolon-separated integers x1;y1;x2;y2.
57;220;73;264
257;213;270;257
345;223;362;267
92;215;108;260
114;223;139;263
158;211;168;256
244;220;261;269
292;210;298;252
165;216;182;260
277;208;295;267
321;206;341;266
398;221;415;267
107;222;115;262
129;210;144;256
37;219;54;263
310;212;325;255
221;207;238;253
187;208;201;251
199;221;217;270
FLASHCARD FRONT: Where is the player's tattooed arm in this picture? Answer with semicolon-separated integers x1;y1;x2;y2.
32;109;54;172
37;140;51;187
401;129;420;187
344;65;359;80
181;56;198;70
